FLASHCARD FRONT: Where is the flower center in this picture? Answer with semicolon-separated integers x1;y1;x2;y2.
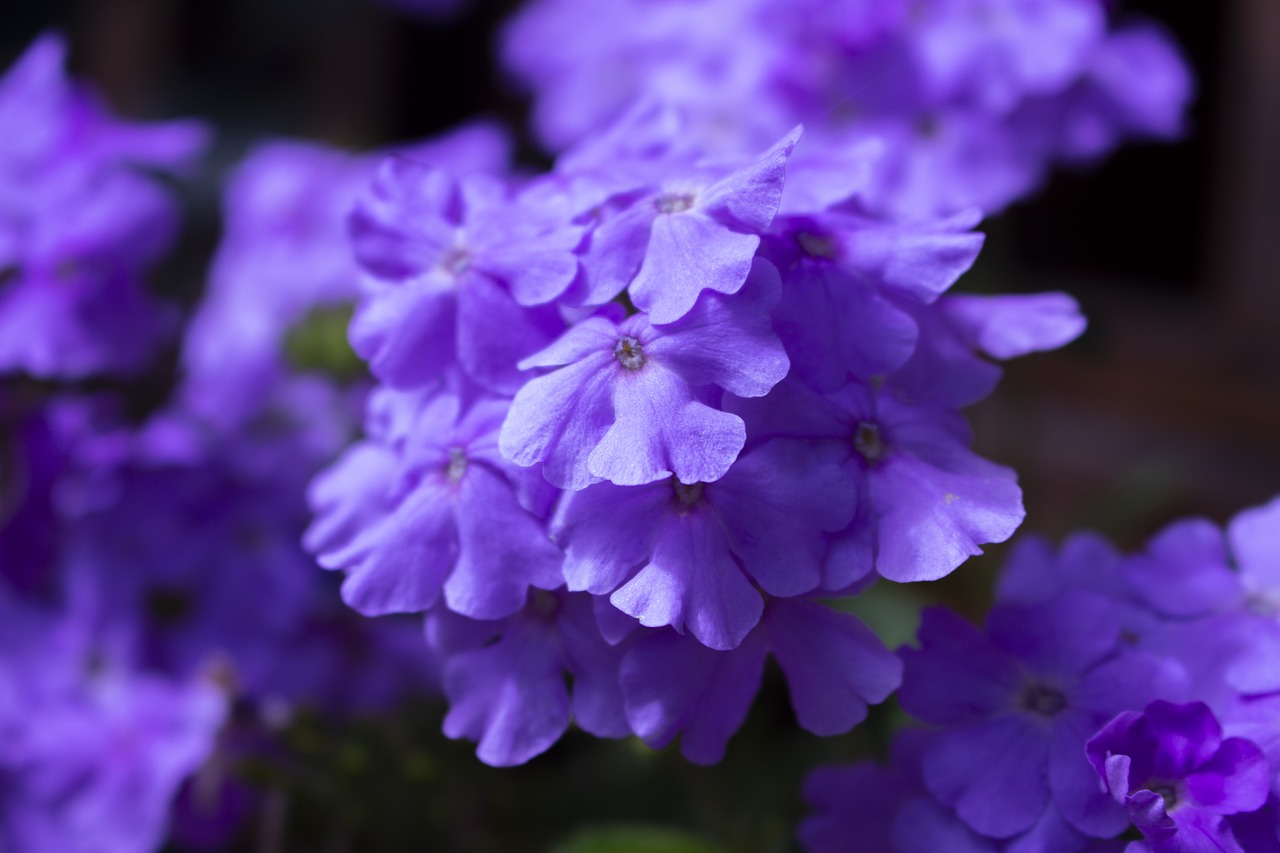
614;336;646;370
1246;590;1280;618
445;447;468;482
654;192;695;214
1019;682;1068;717
853;422;886;464
797;232;839;260
916;115;941;139
672;480;705;508
441;247;472;277
1143;779;1183;811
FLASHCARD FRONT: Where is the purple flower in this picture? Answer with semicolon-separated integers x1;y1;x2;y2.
620;598;900;763
1015;23;1193;164
307;386;564;621
499;257;789;490
0;33;205;378
579;126;801;321
1221;497;1280;695
349;159;578;394
1086;700;1269;852
500;0;1190;218
729;374;1025;586
427;591;628;766
898;593;1188;839
764;207;986;391
554;439;856;649
905;0;1107;114
181;123;509;429
0;590;226;853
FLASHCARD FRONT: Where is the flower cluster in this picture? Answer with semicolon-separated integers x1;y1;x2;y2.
0;39;507;847
0;34;205;378
0;0;1198;845
801;497;1280;852
502;0;1192;218
306;96;1088;766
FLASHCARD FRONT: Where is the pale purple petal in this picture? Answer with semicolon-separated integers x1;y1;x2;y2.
609;513;762;650
697;125;801;232
499;352;617;490
442;619;570;766
445;464;564;620
587;364;745;486
647;257;789;397
349;277;457;389
456;272;563;394
329;480;455;616
710;441;856;597
942;293;1087;359
629;211;760;324
1229;496;1280;592
555;480;670;594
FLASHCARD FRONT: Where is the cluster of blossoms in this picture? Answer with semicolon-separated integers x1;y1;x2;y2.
0;0;1207;848
306;89;1089;766
503;0;1192;218
0;34;204;378
802;497;1280;852
0;38;507;848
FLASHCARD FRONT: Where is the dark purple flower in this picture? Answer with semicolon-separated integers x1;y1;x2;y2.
1086;700;1269;852
427;591;628;766
620;598;899;763
899;594;1188;839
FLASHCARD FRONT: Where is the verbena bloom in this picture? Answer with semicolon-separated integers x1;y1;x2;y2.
1086;700;1269;852
499;257;789;490
307;385;564;621
728;372;1025;587
349;159;579;394
0;589;226;853
554;439;855;649
800;729;1123;853
426;591;629;767
0;33;205;378
620;597;900;763
579;126;801;321
181;123;509;429
501;0;1191;218
898;593;1187;839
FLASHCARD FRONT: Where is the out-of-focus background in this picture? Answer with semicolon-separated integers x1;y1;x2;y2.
2;1;1277;850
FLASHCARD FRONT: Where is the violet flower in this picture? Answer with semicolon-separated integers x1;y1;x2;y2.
1086;700;1269;852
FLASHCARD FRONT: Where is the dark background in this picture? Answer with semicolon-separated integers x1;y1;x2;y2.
2;1;1277;850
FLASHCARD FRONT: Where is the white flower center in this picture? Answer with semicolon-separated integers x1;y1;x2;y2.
654;192;695;214
614;336;646;370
